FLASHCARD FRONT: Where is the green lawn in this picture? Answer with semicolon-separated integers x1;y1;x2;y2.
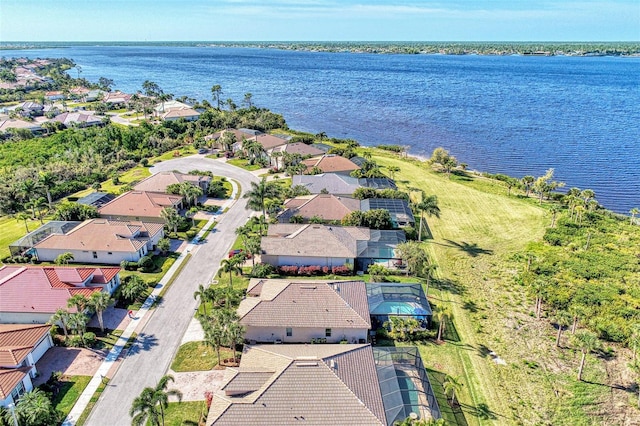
50;375;92;419
226;158;263;171
0;215;42;260
374;153;548;425
75;379;109;426
171;341;238;372
153;401;205;426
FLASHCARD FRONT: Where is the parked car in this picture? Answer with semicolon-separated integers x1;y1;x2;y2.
198;148;208;154
228;249;251;259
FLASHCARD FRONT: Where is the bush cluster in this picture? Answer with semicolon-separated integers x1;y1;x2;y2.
277;265;352;276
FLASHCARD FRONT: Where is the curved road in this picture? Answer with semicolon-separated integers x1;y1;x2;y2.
87;156;257;426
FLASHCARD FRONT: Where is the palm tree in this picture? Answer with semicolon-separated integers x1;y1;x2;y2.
15;212;30;233
569;303;587;335
67;312;88;345
49;308;71;341
443;375;463;406
217;258;242;306
186;206;199;228
315;132;327;142
521;175;535;197
386;165;400;180
204;319;225;367
33;197;47;224
194;283;211;318
422;263;438;298
13;388;59;426
243;177;281;229
630;207;639;225
435;305;451;342
629;324;640;361
160;207;181;233
243;92;253;108
415;194;440;241
67;293;88;313
549;204;562;228
20;178;41;218
225;321;245;364
38;172;57;208
153;375;182;426
553;310;572;347
88;291;112;333
211;84;223;109
571;330;600;381
528;278;548;319
130;387;160;426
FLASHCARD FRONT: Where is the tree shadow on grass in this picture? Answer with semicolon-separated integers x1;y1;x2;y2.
459;402;500;421
426;368;469;426
451;170;474;182
126;332;158;356
432;277;466;296
443;239;494;257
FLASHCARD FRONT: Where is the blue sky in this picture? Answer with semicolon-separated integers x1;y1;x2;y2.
1;1;638;42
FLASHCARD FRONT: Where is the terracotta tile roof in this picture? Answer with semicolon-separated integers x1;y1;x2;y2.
279;194;360;222
206;128;255;143
34;219;163;253
207;344;386;425
238;279;370;329
0;367;31;399
134;171;210;193
302;155;361;174
0;266;118;314
0;324;51;366
262;224;370;259
98;191;182;219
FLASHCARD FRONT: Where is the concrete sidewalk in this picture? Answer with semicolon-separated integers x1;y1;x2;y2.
63;180;239;425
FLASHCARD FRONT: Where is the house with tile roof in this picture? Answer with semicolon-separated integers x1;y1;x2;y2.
302;154;361;175
292;173;362;196
0;324;53;407
33;219;164;265
53;111;103;128
161;107;200;122
0;266;120;324
133;171;211;194
277;194;360;223
261;224;406;272
268;142;325;169
0;118;43;134
239;279;371;344
98;191;183;222
206;343;387;425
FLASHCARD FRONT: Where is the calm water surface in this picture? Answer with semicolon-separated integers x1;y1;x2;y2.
3;46;639;213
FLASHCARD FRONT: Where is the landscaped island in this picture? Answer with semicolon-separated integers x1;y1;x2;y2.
0;57;639;426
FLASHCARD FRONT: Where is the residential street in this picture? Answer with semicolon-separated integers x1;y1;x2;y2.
86;156;258;426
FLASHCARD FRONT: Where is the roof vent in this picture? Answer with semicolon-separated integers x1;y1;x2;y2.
296;362;318;367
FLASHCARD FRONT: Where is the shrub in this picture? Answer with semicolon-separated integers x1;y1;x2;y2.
251;263;276;278
67;335;83;347
186;230;198;239
83;332;96;347
278;265;299;275
140;158;149;166
137;255;155;272
331;265;352;275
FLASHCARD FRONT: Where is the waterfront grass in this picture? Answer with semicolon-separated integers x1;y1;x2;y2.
374;153;548;425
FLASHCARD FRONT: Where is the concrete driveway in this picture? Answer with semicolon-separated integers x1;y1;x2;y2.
34;347;105;386
87;156;257;426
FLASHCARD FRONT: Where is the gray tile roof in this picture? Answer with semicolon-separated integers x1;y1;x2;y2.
292;173;361;195
238;280;371;329
207;344;386;426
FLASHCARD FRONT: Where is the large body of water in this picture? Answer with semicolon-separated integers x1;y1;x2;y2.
3;46;639;213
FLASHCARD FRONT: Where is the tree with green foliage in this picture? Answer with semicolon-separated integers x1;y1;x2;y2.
386;165;400;180
15;212;30;234
157;238;171;255
121;275;147;302
12;388;60;426
443;375;464;406
395;241;429;276
54;252;74;265
211;85;223;109
521;175;535;197
533;169;565;204
217;257;243;306
243;177;281;226
49;308;71;342
194;283;212;318
571;330;600;381
225;320;245;363
66;312;88;345
415;194;440;241
67;294;88;313
38;171;57;208
160;207;181;233
368;264;389;282
553;310;572;347
630;207;639;225
88;291;112;333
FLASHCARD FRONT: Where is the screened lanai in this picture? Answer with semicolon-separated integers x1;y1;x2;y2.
9;221;82;256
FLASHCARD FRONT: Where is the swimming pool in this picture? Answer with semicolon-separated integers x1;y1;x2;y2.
371;301;426;316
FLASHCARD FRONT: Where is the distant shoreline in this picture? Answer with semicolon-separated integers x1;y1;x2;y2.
1;41;639;57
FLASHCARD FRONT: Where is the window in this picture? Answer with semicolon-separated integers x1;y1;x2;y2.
92;251;98;259
325;328;332;337
107;252;112;255
286;327;292;337
10;380;25;402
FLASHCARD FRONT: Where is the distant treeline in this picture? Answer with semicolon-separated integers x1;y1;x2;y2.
2;41;639;56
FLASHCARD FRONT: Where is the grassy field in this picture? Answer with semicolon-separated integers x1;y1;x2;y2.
226;158;263;171
373;153;549;425
157;401;205;426
171;341;238;372
0;215;42;259
50;375;93;419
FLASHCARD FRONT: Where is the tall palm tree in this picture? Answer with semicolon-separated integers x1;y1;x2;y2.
243;177;281;230
549;204;562;228
20;178;41;218
160;207;181;233
521;175;535;197
443;375;463;406
553;310;572;347
67;294;88;313
571;330;600;381
15;212;30;233
422;262;438;298
38;172;57;208
217;258;242;306
152;375;182;426
193;283;211;318
630;207;639;225
415;194;440;241
67;312;88;345
49;308;70;342
435;305;451;342
386;165;400;180
211;84;223;109
130;387;160;426
315;132;327;142
88;291;112;333
225;321;245;364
